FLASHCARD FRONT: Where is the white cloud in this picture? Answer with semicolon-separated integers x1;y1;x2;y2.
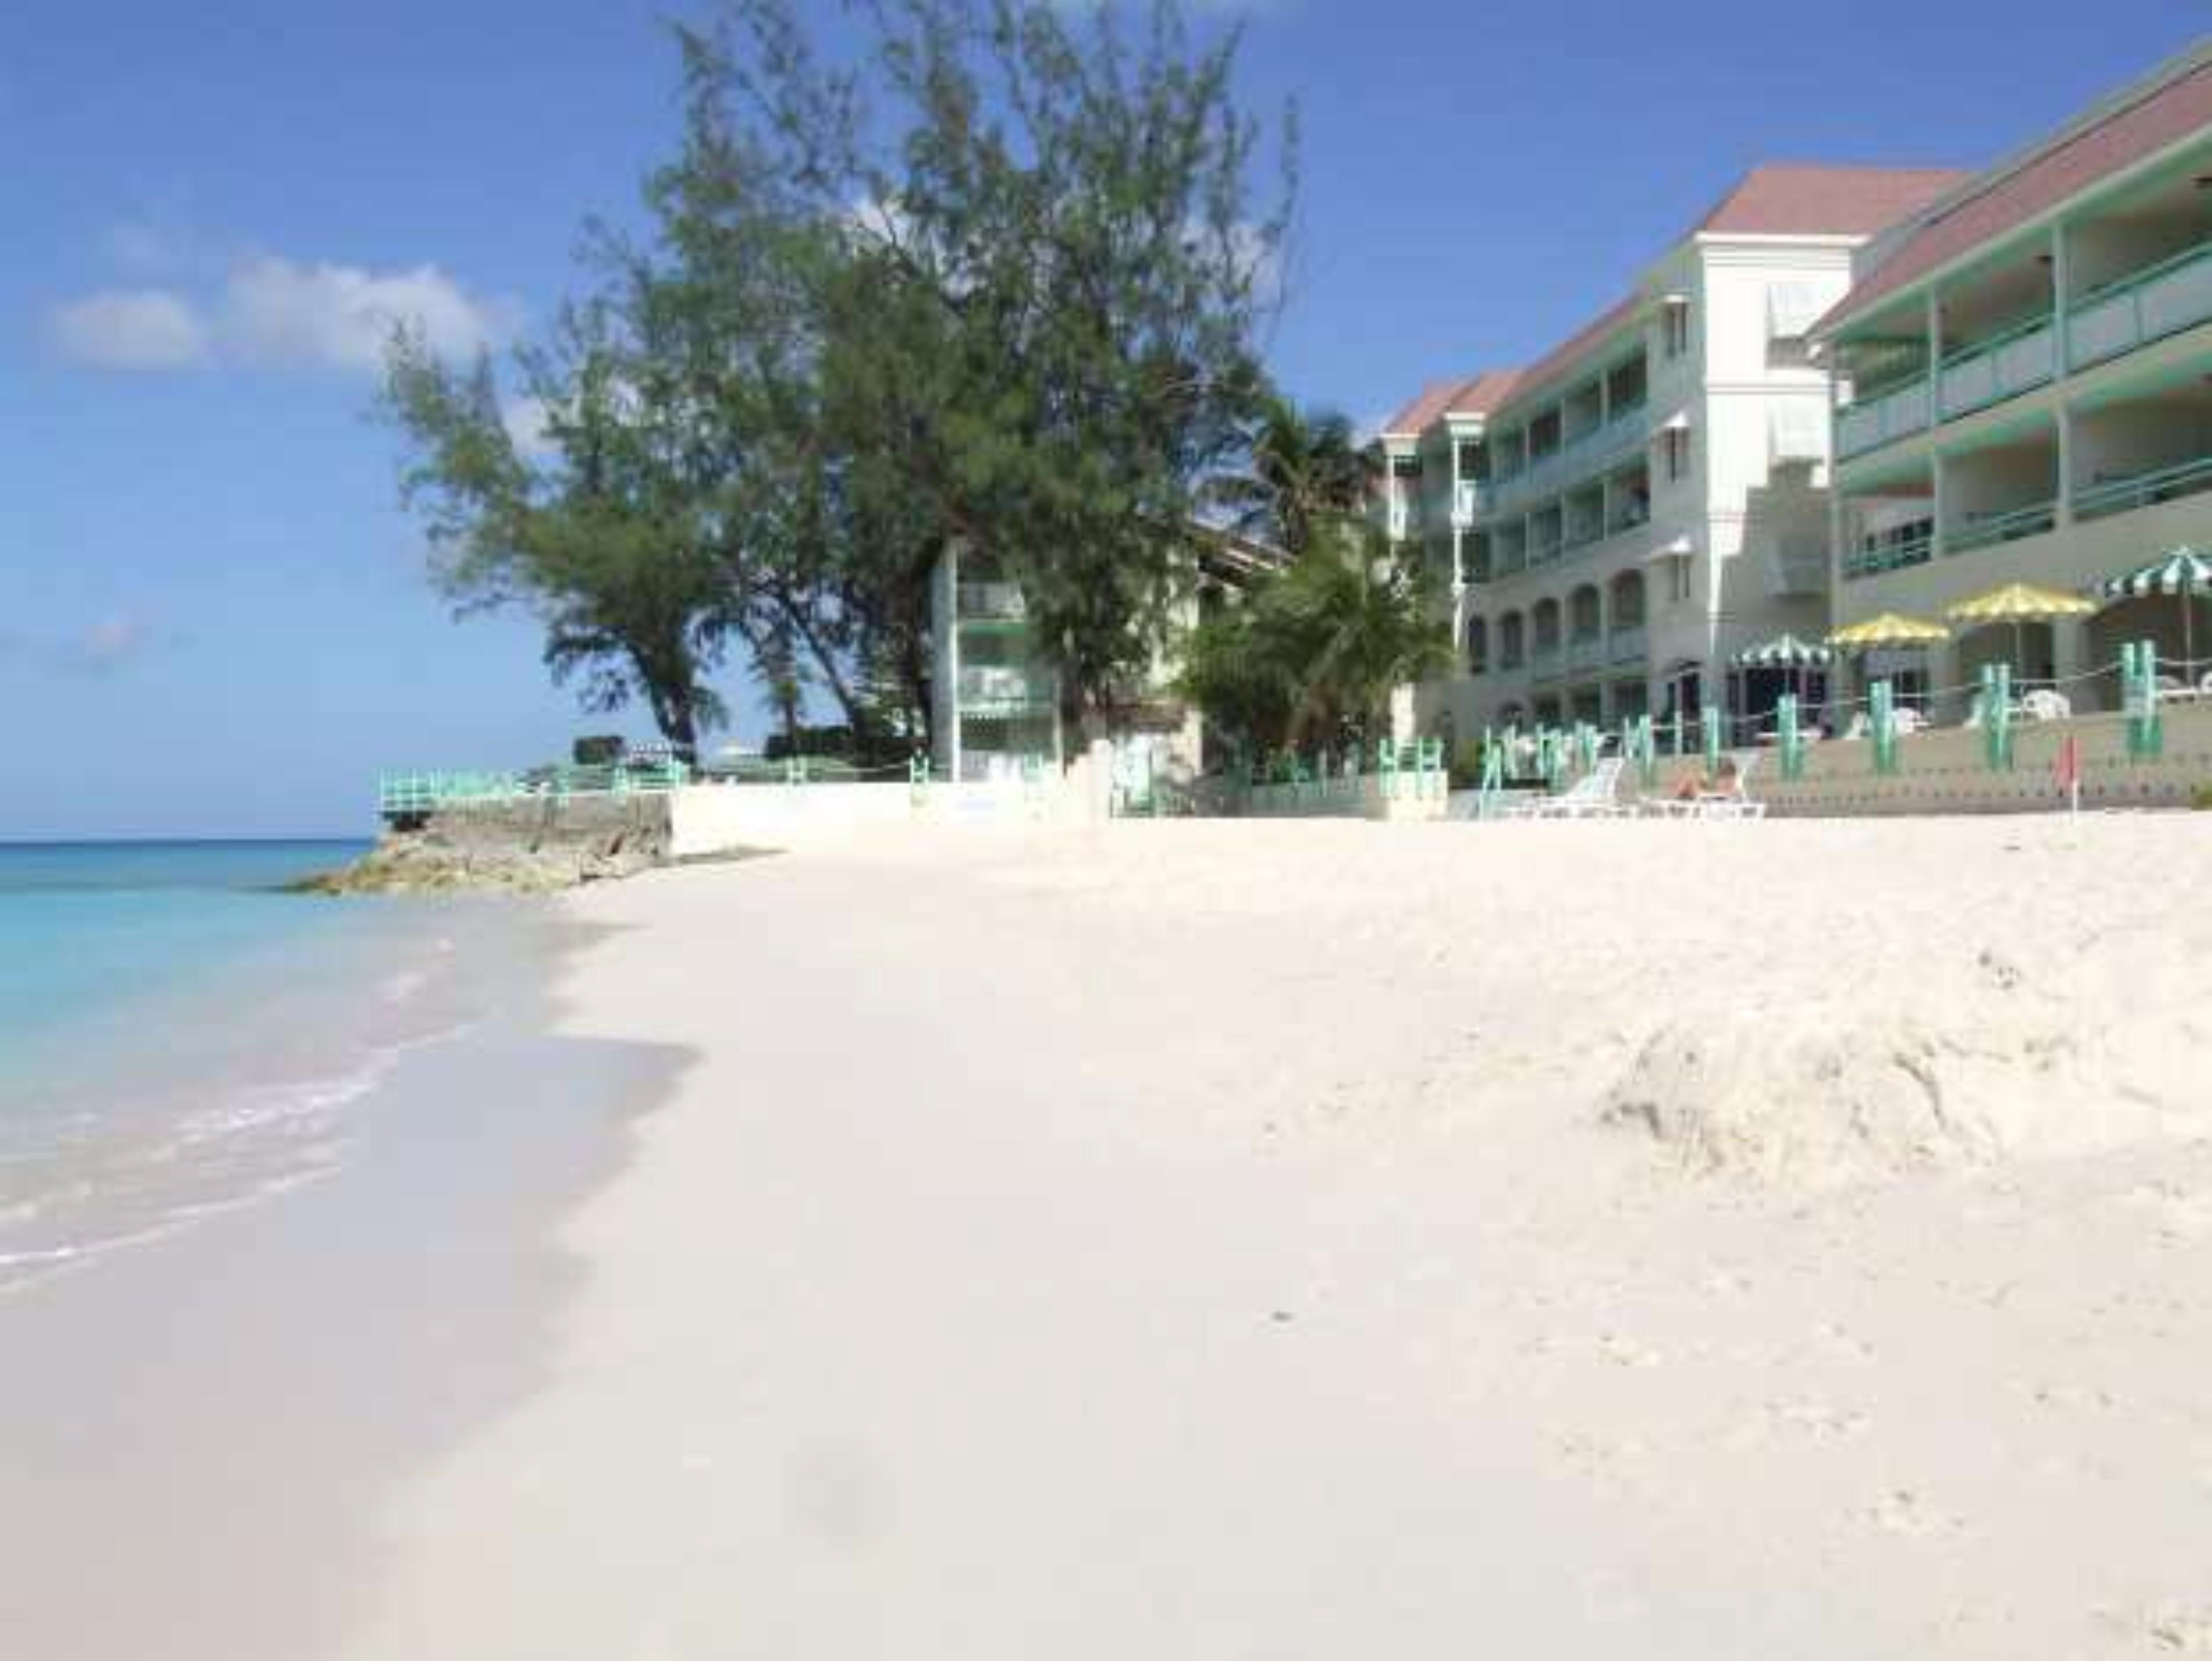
219;257;516;371
51;290;209;370
52;252;517;377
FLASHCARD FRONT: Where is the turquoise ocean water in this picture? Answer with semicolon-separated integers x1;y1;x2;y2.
0;841;514;1293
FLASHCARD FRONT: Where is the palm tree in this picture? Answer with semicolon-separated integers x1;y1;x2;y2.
1178;519;1450;759
1214;394;1377;557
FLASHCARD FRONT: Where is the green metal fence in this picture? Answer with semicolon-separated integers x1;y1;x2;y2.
378;762;690;818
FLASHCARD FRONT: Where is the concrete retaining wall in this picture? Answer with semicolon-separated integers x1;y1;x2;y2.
1754;702;2212;817
1226;775;1450;822
668;777;1084;856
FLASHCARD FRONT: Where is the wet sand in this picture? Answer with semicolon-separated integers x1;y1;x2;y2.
0;915;680;1661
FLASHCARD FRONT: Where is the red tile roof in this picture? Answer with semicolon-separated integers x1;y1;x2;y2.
1502;293;1647;410
1694;164;1970;238
1490;167;1967;413
1821;53;2212;333
1380;370;1521;438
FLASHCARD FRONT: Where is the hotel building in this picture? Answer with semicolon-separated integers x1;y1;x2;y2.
1383;165;1963;740
1816;41;2212;709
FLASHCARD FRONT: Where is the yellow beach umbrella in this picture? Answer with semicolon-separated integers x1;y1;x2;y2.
1827;612;1951;652
1944;582;2095;626
1945;582;2093;684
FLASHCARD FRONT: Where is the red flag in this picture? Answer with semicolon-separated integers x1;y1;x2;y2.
2054;733;2081;795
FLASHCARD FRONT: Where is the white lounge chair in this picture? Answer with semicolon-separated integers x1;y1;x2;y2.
1501;757;1626;820
1530;757;1627;819
2020;688;2072;722
1690;750;1766;820
1636;751;1765;820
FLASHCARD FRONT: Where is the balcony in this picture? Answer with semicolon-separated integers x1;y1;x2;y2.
1842;526;1934;582
1488;404;1648;514
1566;635;1604;674
2068;240;2212;370
959;581;1026;620
1529;644;1564;682
1451;480;1491;527
2073;453;2212;524
1836;380;1933;460
1936;315;2056;421
1608;625;1647;664
958;664;1053;710
1386;500;1412;541
1945;499;2057;556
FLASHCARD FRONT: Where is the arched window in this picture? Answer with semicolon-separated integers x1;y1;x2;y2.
1531;599;1561;652
1568;584;1602;642
1608;569;1646;631
1499;611;1525;668
1465;615;1489;674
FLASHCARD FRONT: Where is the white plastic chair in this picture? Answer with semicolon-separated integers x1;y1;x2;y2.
2021;688;2072;722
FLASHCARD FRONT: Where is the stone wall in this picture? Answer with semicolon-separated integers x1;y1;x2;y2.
309;794;675;893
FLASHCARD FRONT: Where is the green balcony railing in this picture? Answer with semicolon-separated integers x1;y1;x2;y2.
1936;312;2055;421
2067;239;2212;370
1944;499;2057;556
1836;379;1933;459
1842;529;1934;581
2072;453;2212;523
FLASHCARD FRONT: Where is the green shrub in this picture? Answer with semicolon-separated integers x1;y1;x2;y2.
573;734;624;766
2192;782;2212;811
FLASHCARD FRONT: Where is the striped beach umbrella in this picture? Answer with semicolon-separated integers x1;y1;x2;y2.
1730;633;1834;669
1730;632;1832;727
2095;546;2212;668
1827;613;1950;652
2096;546;2212;601
1946;582;2093;683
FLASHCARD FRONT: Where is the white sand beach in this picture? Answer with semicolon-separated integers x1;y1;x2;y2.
326;815;2212;1659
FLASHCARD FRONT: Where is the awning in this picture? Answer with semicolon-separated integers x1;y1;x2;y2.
1641;532;1695;564
1766;280;1826;339
1767;402;1826;463
1661;410;1692;432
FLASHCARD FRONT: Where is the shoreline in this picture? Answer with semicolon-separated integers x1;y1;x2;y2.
0;901;686;1661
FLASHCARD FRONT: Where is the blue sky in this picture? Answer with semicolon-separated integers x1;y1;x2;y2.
4;0;2203;836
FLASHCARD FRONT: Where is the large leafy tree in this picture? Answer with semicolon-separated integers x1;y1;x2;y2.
674;0;1296;734
385;308;732;754
387;0;1293;753
1178;521;1451;759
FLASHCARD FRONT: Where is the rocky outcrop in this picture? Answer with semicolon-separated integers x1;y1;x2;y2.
296;796;674;895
